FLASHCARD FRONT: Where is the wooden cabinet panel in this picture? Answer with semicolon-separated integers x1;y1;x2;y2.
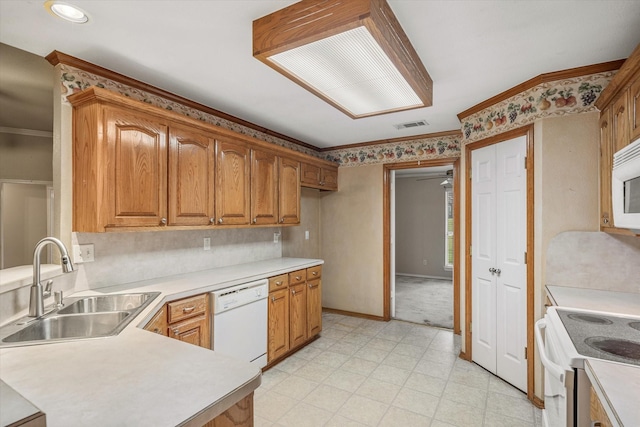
321;167;338;191
301;162;321;185
144;306;167;336
599;108;614;229
251;149;278;225
307;278;322;338
168;313;210;348
612;91;630;154
301;162;338;191
289;282;307;349
631;78;640;141
215;138;251;225
167;293;207;323
168;125;215;226
289;269;306;285
590;387;613;427
202;392;253;427
105;107;168;227
268;288;289;362
278;157;301;224
268;274;288;292
307;265;322;280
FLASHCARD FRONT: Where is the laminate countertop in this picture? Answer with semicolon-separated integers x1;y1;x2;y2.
546;285;640;315
0;257;323;427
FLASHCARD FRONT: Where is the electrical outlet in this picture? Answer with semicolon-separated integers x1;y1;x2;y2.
273;232;280;243
423;259;427;266
203;237;211;251
74;244;95;263
305;230;310;240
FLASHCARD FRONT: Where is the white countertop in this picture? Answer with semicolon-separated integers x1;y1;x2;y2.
0;257;323;427
585;359;640;426
546;285;640;315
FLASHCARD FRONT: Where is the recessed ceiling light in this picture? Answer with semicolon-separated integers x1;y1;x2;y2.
44;1;89;23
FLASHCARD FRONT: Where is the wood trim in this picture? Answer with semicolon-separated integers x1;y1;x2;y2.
382;158;461;327
533;395;545;410
320;130;463;152
45;50;320;152
321;307;386;322
595;43;640;110
458;350;470;361
464;125;536;402
458;60;625;120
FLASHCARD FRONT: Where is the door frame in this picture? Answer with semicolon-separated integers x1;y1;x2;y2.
464;125;535;401
383;157;461;334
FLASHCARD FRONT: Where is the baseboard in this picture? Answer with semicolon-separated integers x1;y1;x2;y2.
322;307;386;321
532;395;545;409
458;350;471;361
396;273;453;281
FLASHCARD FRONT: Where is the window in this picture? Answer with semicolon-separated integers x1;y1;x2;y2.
444;188;454;269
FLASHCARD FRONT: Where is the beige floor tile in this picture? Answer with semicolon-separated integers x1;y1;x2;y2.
421;349;458;366
271;375;319;400
485;391;535;423
340;356;379;376
295;345;323;361
355;377;401;404
303;384;352;412
294;361;337;382
331;322;357;332
255;391;297;422
391;387;440;418
442;381;488;409
329;340;363;355
484;410;534;427
430;420;458;427
382;352;419;370
371;364;411;386
393;342;427;358
414;359;453;380
338;394;390;426
260;368;290;390
312;350;351;368
355;346;391;363
309;336;337;350
404;371;447;397
274;355;307;374
400;333;434;348
367;337;399;351
434;398;485;427
254;415;274;427
376;329;407;342
488;375;528;399
325;414;368;426
323;368;367;392
379;406;432;427
276;402;333;427
321;328;349;340
342;332;373;346
448;366;490;390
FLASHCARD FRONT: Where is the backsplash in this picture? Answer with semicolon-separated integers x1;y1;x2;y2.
546;231;640;293
73;228;282;291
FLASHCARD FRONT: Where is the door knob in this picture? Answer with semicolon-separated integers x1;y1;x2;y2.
489;267;496;274
495;268;501;276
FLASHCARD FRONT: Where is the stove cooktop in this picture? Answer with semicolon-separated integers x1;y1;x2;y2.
557;309;640;366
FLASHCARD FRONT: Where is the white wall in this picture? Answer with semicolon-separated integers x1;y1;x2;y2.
282;188;321;259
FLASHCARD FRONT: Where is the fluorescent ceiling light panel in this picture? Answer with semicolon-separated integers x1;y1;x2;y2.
253;0;432;119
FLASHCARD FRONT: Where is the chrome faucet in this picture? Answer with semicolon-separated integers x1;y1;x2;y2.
28;237;75;317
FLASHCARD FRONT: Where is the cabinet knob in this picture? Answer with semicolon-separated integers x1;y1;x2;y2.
292;289;296;295
253;218;257;224
603;218;609;225
295;276;301;280
312;271;318;276
276;281;283;285
172;328;180;334
160;217;167;225
280;218;284;223
209;217;215;224
218;218;223;224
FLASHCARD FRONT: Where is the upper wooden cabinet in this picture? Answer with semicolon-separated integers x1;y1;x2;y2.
596;43;640;234
68;87;337;232
301;162;338;191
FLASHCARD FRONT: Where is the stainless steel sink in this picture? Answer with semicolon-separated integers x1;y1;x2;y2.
2;312;130;343
57;293;154;314
0;291;160;347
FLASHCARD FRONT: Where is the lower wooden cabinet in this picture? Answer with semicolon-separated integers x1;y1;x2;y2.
144;293;210;349
201;392;253;427
590;387;613;427
267;266;322;364
168;314;210;348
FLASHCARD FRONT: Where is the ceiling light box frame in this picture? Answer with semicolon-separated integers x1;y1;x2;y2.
253;0;433;119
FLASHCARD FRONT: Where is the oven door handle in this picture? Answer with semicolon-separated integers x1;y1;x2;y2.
534;318;566;384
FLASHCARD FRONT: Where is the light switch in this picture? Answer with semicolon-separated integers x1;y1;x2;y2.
203;237;211;251
305;230;310;240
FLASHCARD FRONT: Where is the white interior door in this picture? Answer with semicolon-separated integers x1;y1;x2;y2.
472;136;527;392
390;170;396;318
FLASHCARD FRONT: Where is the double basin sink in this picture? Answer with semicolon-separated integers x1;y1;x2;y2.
0;292;160;347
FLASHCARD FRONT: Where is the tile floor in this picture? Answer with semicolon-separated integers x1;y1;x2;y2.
255;312;542;427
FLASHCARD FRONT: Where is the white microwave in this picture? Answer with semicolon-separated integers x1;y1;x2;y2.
612;137;640;232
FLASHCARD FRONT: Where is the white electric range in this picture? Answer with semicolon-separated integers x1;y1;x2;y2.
535;306;640;427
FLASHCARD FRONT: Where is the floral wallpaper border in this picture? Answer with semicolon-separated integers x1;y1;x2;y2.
322;134;461;167
460;71;616;143
58;65;320;158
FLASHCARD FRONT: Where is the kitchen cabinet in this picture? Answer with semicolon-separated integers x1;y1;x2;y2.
289;282;307;348
202;392;253;427
268;287;290;361
215;136;251;226
595;42;640;234
306;266;322;337
251;148;278;225
145;293;210;349
279;157;301;224
144;306;167;336
301;162;338;191
590;387;613;427
169;124;216;226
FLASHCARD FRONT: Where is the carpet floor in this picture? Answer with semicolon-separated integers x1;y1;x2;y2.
394;275;453;329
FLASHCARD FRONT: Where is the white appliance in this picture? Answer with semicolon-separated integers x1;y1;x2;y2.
612;137;640;231
535;307;640;427
211;279;268;368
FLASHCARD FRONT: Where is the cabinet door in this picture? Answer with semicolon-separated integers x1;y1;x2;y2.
289;282;307;348
251;149;278;225
321;167;338;190
144;307;167;336
612;91;630;153
301;162;321;186
168;314;210;349
105;108;168;227
168;125;215;226
599;108;614;229
631;78;640;141
306;278;322;337
278;157;300;224
268;289;289;362
215;138;251;225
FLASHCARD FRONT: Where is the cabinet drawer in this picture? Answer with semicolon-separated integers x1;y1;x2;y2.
269;274;289;292
167;293;207;323
289;269;307;285
307;265;322;279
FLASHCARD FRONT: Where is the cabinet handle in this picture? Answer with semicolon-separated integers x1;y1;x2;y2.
160;217;167;225
271;295;285;302
312;271;318;276
172;327;180;334
308;283;319;289
209;217;215;224
253;218;257;224
295;276;301;280
292;289;296;295
182;306;195;313
275;281;283;285
218;218;223;224
153;328;160;334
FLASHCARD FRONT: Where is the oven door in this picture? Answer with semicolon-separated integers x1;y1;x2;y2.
535;318;575;427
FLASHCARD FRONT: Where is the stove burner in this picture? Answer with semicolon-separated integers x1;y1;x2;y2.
630;322;640;332
584;337;640;361
567;313;613;325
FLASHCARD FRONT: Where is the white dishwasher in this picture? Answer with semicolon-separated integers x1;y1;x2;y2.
211;279;268;368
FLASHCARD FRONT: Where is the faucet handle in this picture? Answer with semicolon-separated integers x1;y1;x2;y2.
43;280;54;298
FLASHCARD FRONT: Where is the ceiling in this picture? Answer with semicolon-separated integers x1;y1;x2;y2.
0;1;639;149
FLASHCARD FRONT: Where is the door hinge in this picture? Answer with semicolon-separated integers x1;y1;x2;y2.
469;245;472;255
524;252;527;264
524;156;527;169
469;322;472;333
524;347;528;359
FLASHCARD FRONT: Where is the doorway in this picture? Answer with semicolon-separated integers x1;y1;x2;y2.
383;158;461;334
393;166;454;328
